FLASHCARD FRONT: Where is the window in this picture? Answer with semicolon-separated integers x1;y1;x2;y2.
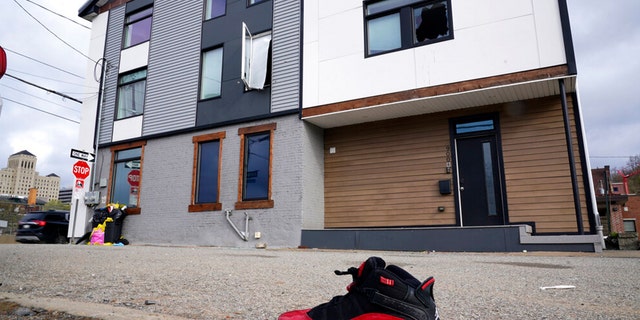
109;142;145;214
241;23;272;90
364;0;452;56
116;69;147;119
200;47;224;100
205;0;226;19
236;123;276;209
248;0;268;6
624;219;637;232
189;132;225;212
123;6;153;48
455;119;494;134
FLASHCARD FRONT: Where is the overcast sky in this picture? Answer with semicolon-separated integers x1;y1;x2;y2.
1;0;639;189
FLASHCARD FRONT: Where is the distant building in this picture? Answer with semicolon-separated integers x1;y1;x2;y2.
0;150;60;202
58;187;72;204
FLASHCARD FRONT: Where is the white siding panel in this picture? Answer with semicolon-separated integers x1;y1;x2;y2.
143;0;201;135
318;7;363;62
303;0;568;108
119;42;149;73
427;15;541;86
112;116;143;141
533;0;567;67
453;0;533;30
318;50;417;104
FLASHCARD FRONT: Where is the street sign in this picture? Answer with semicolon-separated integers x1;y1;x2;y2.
127;169;140;186
72;160;91;180
70;148;94;162
125;160;140;169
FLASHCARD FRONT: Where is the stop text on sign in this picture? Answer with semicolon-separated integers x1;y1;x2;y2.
72;161;91;179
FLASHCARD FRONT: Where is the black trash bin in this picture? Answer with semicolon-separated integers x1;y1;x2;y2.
93;206;127;244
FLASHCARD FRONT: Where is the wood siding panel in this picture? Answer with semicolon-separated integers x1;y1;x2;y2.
501;96;589;233
324;115;456;227
324;95;590;233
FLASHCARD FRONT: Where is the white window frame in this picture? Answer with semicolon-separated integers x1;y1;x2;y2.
241;22;272;90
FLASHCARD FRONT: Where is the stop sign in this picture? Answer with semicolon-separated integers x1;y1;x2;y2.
127;169;140;186
72;161;90;179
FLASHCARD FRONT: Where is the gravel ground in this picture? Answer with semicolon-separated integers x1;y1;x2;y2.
0;244;639;319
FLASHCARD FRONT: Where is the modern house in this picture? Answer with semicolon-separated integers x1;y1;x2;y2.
73;0;603;251
298;0;603;252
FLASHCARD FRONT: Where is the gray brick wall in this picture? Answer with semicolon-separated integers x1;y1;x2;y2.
93;114;316;248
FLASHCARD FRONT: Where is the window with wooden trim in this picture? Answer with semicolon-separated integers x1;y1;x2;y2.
108;141;146;215
236;123;276;209
189;132;225;212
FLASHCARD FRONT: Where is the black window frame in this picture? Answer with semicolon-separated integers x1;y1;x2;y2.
363;0;453;57
204;0;226;20
247;0;269;7
199;46;224;101
122;6;153;49
115;68;147;120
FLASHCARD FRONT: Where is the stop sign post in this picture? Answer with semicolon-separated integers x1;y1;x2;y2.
72;160;90;190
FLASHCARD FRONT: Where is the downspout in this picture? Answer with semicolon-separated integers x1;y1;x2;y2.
559;79;584;234
572;83;606;248
225;209;250;241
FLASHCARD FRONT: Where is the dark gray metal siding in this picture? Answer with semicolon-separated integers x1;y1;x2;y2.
143;0;201;135
271;0;300;113
196;1;273;126
99;6;125;144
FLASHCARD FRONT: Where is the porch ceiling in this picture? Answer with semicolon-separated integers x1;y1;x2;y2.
303;75;576;129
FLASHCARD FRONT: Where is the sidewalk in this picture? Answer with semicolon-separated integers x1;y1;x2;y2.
1;244;639;319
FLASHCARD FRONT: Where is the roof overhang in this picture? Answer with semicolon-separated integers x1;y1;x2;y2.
302;65;576;129
79;0;110;21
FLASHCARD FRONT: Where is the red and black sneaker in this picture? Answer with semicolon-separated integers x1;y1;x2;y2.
279;257;439;320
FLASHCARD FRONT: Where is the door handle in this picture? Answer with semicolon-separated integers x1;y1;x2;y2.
460;187;465;191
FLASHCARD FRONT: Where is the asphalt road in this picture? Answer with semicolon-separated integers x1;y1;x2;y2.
0;244;638;319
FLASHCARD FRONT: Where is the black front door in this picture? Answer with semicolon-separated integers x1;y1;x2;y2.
455;135;505;226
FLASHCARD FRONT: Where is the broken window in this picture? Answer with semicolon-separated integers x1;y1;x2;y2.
364;0;452;56
414;2;450;42
241;23;272;90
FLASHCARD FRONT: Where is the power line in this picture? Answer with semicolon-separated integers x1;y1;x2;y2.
3;47;85;79
4;73;83;104
25;0;91;30
7;68;94;89
12;0;96;64
590;156;635;159
1;96;80;124
0;83;81;114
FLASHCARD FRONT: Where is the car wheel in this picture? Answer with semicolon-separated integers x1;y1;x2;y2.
55;232;69;244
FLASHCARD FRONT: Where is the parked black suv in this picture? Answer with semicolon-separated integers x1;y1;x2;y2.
15;210;69;244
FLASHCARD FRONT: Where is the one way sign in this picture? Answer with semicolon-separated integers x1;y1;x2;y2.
70;149;94;162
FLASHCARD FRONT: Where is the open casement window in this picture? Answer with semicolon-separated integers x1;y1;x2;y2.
241;22;272;90
189;132;225;212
